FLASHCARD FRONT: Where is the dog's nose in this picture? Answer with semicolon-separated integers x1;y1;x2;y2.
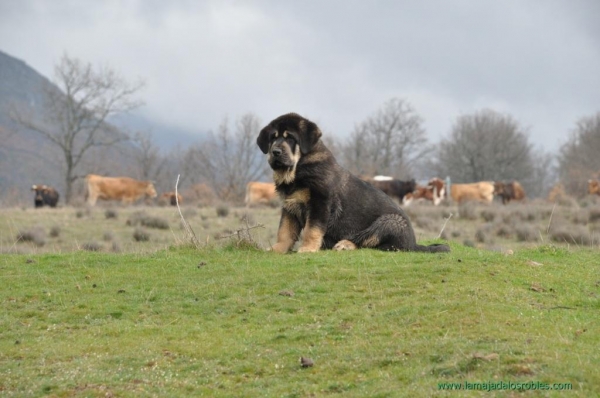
272;147;282;157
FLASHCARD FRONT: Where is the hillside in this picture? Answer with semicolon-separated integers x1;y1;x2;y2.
0;50;206;206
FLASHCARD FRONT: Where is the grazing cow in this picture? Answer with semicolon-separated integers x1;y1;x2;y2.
364;177;417;203
402;185;436;206
589;180;600;196
244;181;277;206
494;181;526;204
160;191;183;206
31;185;59;208
429;178;494;204
85;174;157;206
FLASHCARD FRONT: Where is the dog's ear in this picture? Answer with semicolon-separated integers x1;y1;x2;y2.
256;126;272;154
299;119;322;154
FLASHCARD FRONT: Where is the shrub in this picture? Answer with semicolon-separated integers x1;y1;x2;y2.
133;227;150;242
16;227;46;247
82;242;102;252
141;216;170;230
480;209;497;222
458;202;478;220
475;228;493;244
516;226;539;242
182;208;198;219
111;241;122;253
216;205;230;218
126;211;148;227
105;209;118;219
588;208;600;223
103;231;115;242
495;223;514;239
549;226;591;246
49;225;61;238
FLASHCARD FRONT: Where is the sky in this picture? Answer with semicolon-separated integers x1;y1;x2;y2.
1;0;599;153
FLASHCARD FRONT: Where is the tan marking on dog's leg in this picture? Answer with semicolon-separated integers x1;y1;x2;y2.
362;235;380;248
298;225;324;253
333;239;357;251
272;216;299;254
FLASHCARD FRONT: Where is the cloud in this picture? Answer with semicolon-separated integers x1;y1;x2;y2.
1;0;599;151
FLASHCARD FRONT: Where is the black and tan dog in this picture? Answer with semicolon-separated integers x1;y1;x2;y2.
257;113;450;253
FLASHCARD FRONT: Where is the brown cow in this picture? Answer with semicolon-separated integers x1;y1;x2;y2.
402;185;436;206
85;174;157;206
31;185;59;208
589;180;600;196
244;181;277;206
160;191;183;206
494;181;526;204
429;178;494;204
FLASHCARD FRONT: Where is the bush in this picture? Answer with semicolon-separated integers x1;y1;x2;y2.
141;216;170;230
549;226;591;246
216;205;230;218
82;242;102;252
103;231;115;242
126;211;148;227
458;202;478;220
475;227;494;244
480;209;497;222
516;226;539;242
111;241;122;253
495;224;513;239
16;227;46;247
133;227;150;242
49;225;61;238
105;209;118;219
588;208;600;223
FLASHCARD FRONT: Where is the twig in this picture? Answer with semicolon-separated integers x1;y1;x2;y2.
437;212;453;239
175;174;200;248
546;202;557;234
216;221;265;240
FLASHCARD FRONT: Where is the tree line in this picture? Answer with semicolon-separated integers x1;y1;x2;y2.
7;54;600;204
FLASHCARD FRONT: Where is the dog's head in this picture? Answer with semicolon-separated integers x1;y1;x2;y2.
257;113;322;171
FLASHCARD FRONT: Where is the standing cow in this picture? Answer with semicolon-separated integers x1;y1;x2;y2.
589;180;600;196
245;181;277;207
85;174;157;206
31;185;60;208
494;181;526;204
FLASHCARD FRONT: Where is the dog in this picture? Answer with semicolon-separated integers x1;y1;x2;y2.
256;113;450;253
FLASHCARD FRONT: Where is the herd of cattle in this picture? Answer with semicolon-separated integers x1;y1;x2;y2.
29;174;600;208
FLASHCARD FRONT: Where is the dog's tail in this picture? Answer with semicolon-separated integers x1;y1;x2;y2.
412;243;451;253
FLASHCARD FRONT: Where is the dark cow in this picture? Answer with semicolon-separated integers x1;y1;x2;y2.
160;191;183;206
365;176;417;203
31;185;60;208
494;181;526;204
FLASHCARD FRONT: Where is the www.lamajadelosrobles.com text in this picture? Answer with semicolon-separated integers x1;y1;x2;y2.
438;381;573;391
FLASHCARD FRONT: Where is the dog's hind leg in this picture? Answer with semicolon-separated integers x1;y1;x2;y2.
350;213;417;251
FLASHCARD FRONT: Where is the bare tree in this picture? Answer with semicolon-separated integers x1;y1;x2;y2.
182;113;269;203
558;112;600;195
341;98;431;178
433;109;534;184
132;131;166;181
10;54;144;203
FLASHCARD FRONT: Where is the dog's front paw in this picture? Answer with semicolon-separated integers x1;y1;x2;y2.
271;242;291;253
297;246;319;253
333;240;357;251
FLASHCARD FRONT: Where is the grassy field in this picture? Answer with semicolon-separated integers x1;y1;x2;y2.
1;201;599;396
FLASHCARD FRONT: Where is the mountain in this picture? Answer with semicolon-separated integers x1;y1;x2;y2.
0;50;204;206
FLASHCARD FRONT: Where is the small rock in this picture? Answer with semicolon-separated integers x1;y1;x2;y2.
300;356;314;368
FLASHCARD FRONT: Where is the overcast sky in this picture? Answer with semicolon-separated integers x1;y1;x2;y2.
1;0;599;152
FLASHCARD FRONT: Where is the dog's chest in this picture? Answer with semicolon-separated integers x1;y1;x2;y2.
282;187;310;220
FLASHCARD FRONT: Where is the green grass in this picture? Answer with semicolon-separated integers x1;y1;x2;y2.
1;243;598;396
